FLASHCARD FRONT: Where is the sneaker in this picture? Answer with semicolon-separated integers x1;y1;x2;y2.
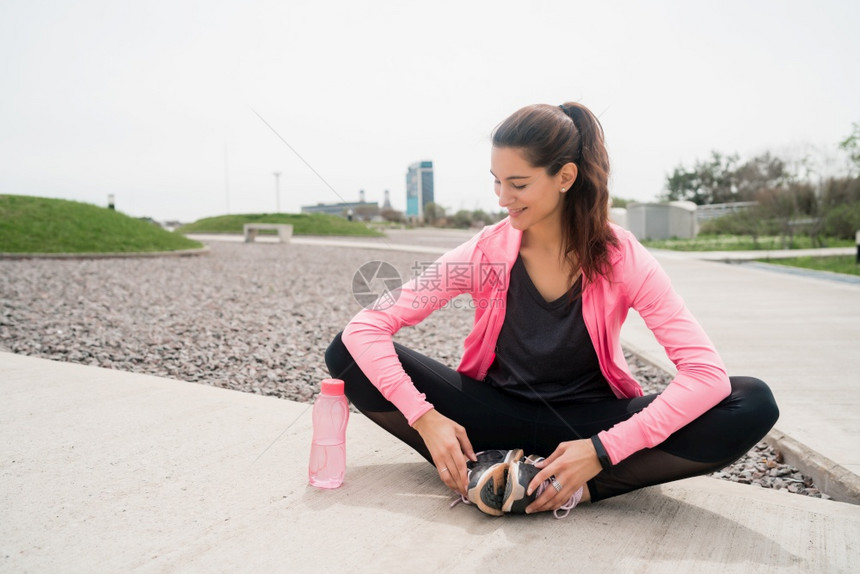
456;449;524;516
502;454;543;514
502;455;583;518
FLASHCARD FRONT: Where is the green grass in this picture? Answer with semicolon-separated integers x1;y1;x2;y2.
757;255;860;277
0;195;203;254
177;212;384;237
640;234;854;251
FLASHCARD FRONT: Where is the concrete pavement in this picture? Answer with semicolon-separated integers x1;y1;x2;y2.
2;352;859;573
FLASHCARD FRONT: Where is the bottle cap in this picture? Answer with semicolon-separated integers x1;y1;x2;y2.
320;378;345;395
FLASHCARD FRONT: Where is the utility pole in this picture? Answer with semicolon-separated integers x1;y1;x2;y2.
273;171;281;213
225;145;230;214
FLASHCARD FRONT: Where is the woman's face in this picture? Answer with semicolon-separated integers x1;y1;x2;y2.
491;146;574;233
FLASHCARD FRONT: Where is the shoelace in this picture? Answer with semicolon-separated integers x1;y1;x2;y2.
450;494;469;509
449;463;478;509
544;484;583;519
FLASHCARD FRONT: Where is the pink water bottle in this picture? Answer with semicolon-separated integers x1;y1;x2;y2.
308;378;349;488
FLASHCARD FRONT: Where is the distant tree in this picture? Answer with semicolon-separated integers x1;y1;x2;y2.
699;205;769;248
820;174;860;207
470;209;493;226
380;208;405;223
819;176;860;240
734;152;793;201
451;210;473;228
839;122;860;176
662;151;739;205
822;202;860;240
690;136;860;245
756;182;817;249
423;202;445;225
664;151;804;206
610;197;631;208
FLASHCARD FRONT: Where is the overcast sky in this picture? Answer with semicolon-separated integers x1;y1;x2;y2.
1;0;858;222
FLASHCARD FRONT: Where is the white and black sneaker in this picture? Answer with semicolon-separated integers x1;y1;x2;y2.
457;449;524;516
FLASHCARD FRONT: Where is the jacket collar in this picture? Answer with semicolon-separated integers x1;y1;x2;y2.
475;217;625;284
476;217;521;266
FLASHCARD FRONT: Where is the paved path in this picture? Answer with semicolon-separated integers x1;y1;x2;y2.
651;246;856;261
2;352;859;573
187;228;475;255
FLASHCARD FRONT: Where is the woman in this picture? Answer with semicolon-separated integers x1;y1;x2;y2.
325;102;779;518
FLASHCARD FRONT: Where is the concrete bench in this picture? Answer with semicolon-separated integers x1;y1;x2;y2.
243;223;293;243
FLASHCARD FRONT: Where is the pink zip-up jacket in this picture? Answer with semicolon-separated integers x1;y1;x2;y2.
342;218;730;465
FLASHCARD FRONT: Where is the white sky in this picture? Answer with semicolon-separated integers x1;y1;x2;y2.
1;0;858;222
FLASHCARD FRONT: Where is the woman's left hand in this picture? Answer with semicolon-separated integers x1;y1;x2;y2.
525;439;602;514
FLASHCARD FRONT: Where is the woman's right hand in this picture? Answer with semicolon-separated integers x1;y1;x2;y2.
412;409;477;496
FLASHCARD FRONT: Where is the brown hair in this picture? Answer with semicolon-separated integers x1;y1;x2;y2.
492;102;618;283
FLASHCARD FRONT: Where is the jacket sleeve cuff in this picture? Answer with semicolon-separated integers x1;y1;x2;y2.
386;382;434;427
596;429;626;465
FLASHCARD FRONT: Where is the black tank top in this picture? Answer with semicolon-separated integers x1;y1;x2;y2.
484;255;615;403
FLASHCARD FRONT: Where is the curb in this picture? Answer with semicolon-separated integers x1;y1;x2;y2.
733;260;860;286
763;428;860;505
0;246;211;260
647;246;855;262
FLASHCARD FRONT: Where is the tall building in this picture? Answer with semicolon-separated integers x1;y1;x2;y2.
405;160;434;219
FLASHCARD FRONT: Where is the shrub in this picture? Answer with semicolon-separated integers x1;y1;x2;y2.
822;203;860;240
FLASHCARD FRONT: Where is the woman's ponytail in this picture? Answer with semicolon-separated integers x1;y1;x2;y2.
557;102;615;283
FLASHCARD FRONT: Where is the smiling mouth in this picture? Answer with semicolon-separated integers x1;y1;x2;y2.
508;207;527;214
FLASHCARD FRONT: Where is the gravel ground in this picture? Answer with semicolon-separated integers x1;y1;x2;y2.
0;241;827;499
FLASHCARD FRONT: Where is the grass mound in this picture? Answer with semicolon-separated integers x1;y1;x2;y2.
0;195;203;254
177;213;383;237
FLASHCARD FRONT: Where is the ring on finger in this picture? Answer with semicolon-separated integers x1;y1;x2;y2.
440;467;449;473
550;475;563;492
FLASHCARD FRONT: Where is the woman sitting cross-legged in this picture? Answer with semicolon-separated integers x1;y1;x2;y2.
325;101;779;517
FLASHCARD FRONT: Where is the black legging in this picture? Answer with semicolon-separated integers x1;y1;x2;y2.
325;332;779;502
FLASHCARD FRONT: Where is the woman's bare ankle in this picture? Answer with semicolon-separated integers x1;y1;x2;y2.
581;484;592;503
